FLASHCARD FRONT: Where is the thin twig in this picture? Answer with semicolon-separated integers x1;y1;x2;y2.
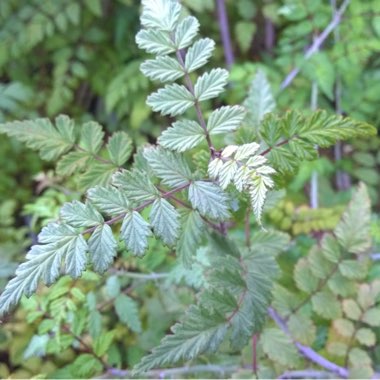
310;172;319;209
75;144;114;165
157;186;226;234
280;0;351;91
226;255;249;324
97;285;134;312
259;139;290;156
215;0;235;68
245;207;251;247
83;182;190;235
288;260;340;317
279;369;335;379
264;17;275;53
108;270;169;280
62;324;111;371
268;307;349;378
331;0;351;191
103;364;239;378
309;42;319;209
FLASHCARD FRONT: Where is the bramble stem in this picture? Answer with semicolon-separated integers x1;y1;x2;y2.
279;370;336;379
280;0;350;91
83;182;191;235
268;307;349;378
109;270;169;280
216;0;234;68
103;364;239;378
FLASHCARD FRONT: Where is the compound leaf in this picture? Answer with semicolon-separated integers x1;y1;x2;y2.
229;250;279;348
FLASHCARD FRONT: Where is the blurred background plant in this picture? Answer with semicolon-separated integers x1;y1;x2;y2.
1;0;380;378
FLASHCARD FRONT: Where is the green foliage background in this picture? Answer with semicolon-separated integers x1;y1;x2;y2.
0;0;380;378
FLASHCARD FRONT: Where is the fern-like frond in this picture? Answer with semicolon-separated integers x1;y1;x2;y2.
134;232;287;372
261;110;376;174
0;115;134;191
0;168;191;316
134;303;228;374
273;184;372;322
0;224;87;317
0;115;75;160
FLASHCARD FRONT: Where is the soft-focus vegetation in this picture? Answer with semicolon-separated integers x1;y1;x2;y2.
1;0;380;378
